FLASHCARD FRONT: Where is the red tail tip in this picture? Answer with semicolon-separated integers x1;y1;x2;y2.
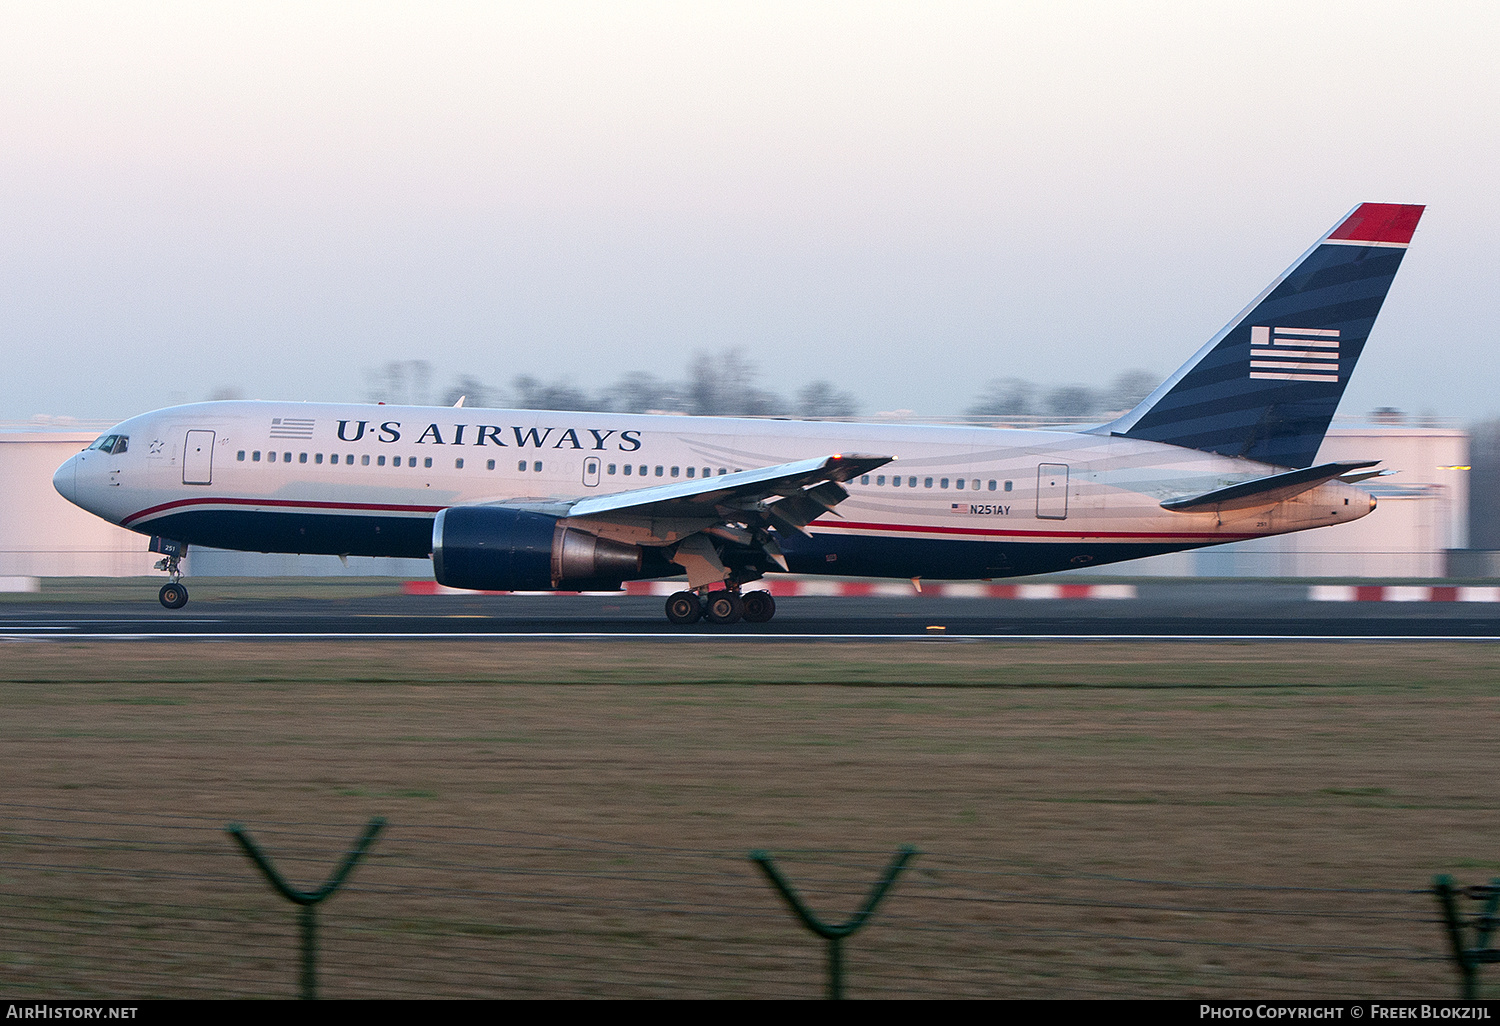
1328;203;1425;245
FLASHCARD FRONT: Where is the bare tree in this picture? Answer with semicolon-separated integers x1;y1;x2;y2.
599;371;689;414
795;381;858;418
441;375;490;409
511;375;597;412
1103;369;1159;413
365;360;433;405
966;377;1036;417
687;351;785;416
1045;385;1100;418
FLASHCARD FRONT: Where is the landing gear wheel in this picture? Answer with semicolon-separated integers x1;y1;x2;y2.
703;591;744;625
665;591;703;625
159;583;189;609
741;590;776;623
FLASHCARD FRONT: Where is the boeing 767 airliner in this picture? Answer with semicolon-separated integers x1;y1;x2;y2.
53;202;1424;623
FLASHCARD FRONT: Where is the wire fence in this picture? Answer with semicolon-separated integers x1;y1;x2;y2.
0;801;1468;999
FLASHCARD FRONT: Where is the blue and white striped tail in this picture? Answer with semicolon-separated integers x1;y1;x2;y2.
1104;203;1425;469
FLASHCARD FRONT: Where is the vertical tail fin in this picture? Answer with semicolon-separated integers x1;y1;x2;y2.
1103;203;1424;468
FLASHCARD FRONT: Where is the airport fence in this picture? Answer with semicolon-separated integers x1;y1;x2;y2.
0;802;1467;1000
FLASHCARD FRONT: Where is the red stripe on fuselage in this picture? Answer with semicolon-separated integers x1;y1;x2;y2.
803;520;1258;542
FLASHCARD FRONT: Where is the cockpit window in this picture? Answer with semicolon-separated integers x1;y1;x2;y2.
87;434;127;454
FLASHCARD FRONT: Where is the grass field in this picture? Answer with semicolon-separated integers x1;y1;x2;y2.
2;639;1497;998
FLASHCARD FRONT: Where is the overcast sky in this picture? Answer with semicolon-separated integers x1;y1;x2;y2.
2;1;1495;423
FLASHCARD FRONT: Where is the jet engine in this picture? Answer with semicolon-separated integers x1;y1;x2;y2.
432;506;648;592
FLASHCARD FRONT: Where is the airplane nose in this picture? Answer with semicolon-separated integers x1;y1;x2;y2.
53;455;76;505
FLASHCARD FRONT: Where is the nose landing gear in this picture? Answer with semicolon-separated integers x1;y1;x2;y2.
150;537;189;609
158;579;189;609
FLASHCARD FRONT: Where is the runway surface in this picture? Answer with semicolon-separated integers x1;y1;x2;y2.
5;582;1500;639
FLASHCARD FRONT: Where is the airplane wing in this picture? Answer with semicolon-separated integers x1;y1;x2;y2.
548;452;893;588
567;453;889;525
1161;459;1379;513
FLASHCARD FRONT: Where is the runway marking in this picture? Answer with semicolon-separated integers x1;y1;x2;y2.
3;632;1500;643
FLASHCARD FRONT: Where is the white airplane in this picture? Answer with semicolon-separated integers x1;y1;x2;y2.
54;202;1424;623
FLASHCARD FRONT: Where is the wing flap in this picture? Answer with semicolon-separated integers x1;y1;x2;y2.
565;453;890;523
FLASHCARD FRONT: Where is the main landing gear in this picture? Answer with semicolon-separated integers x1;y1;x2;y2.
154;553;189;609
664;587;776;625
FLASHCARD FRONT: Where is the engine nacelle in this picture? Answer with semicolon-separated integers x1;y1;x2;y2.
432;506;646;592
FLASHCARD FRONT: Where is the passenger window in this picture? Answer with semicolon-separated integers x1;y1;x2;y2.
670;466;679;478
1004;480;1013;491
361;455;370;466
973;479;980;490
377;455;386;466
860;475;869;485
533;461;542;472
686;467;695;478
253;451;261;462
608;464;617;475
268;451;277;463
487;459;496;470
284;452;292;462
455;458;464;469
346;455;354;465
423;457;432;468
704;468;711;478
655;466;664;477
924;477;933;488
408;457;416;467
314;453;323;464
718;468;727;476
955;478;964;489
640;465;648;476
518;460;527;471
908;477;917;487
299;453;308;464
237;451;246;461
876;475;885;485
623;465;632;475
940;478;949;489
892;476;900;487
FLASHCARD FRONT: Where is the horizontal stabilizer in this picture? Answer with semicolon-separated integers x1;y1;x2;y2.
1161;460;1379;513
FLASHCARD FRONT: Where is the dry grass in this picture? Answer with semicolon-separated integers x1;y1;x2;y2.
1;640;1497;998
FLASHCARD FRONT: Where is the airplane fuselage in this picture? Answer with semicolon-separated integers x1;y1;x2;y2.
54;399;1374;582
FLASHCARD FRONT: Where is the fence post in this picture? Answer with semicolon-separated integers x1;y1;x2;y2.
750;846;917;999
1433;874;1500;999
227;817;386;999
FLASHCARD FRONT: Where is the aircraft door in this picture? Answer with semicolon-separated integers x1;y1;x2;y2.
183;430;215;485
582;456;601;487
1036;463;1068;519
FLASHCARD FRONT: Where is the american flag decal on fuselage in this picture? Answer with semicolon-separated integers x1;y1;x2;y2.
269;417;316;439
1248;326;1340;383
